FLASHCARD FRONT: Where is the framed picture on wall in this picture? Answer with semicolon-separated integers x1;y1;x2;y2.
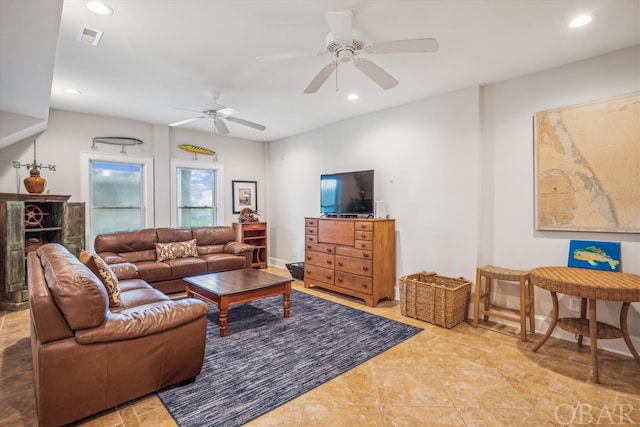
232;180;257;214
533;92;639;233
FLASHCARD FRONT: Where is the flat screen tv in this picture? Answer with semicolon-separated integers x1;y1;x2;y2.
320;169;374;217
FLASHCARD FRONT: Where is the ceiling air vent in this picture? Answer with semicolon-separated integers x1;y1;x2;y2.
78;26;103;46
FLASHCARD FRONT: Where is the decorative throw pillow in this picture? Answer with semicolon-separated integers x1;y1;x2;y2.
79;250;121;307
155;239;198;262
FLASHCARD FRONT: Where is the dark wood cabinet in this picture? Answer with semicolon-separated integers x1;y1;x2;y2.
304;217;395;307
0;193;85;310
233;221;267;268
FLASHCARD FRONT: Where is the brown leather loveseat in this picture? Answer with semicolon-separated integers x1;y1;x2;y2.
94;226;255;294
27;243;210;427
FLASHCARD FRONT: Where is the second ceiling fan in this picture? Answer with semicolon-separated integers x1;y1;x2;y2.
169;91;266;135
258;9;439;93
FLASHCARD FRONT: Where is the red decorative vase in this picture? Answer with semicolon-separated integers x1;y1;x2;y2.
24;168;47;193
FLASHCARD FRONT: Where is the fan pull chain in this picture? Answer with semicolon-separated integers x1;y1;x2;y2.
335;60;339;91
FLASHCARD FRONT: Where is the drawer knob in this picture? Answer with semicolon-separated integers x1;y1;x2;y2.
362;266;368;272
337;277;343;282
306;256;311;260
360;244;365;248
308;237;313;241
338;262;343;267
360;233;366;238
361;283;368;288
326;248;332;253
360;224;366;229
326;260;332;265
362;253;368;258
306;244;311;249
326;275;331;279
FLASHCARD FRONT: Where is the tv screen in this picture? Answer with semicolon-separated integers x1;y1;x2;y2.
320;170;374;217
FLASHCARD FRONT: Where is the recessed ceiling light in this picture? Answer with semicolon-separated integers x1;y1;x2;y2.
86;1;114;16
64;88;81;95
347;93;359;101
569;15;592;28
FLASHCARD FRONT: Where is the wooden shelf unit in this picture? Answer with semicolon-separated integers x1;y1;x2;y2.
233;221;268;268
0;193;85;310
303;217;395;307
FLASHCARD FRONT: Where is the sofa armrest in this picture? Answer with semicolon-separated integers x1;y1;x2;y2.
223;241;255;255
74;299;209;344
109;262;139;280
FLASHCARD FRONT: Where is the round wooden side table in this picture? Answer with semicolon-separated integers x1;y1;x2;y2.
530;266;640;384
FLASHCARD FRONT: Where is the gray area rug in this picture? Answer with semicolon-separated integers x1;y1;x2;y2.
157;289;422;427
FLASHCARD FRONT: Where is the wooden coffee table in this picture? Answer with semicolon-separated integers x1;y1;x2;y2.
184;268;292;337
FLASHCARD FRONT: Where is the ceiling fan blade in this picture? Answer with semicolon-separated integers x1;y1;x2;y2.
168;117;205;127
217;107;238;116
304;62;337;94
226;116;266;131
326;10;353;42
256;49;326;62
353;58;398;90
213;118;229;135
368;38;439;54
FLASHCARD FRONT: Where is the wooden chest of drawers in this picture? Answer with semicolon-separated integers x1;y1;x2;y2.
303;217;395;307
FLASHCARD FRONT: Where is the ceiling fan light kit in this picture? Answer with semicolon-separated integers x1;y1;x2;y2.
260;9;438;94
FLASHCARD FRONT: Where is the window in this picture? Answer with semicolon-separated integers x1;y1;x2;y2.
171;161;223;227
81;153;154;248
176;167;217;226
90;160;144;237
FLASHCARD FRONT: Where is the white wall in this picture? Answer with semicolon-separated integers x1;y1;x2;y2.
267;86;480;283
266;46;640;357
0;109;266;229
481;45;640;354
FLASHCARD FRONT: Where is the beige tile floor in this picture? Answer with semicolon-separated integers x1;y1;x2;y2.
1;267;639;426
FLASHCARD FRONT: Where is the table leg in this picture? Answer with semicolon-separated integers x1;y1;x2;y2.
621;302;640;363
218;296;229;337
533;291;559;352
283;289;290;318
589;298;599;384
578;298;587;347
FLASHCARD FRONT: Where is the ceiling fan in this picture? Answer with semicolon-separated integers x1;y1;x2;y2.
257;9;438;93
169;91;266;135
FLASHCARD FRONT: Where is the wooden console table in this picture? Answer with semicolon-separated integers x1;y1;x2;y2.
530;266;640;383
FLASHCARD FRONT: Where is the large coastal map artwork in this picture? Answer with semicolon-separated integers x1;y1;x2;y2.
534;92;639;233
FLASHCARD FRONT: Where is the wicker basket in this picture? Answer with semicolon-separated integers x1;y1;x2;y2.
286;262;305;280
399;272;472;328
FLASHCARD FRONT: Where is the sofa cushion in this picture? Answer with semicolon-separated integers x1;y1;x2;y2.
118;279;152;293
192;226;236;245
94;228;158;253
111;287;170;313
156;239;198;262
121;249;157;263
165;257;207;279
98;251;128;264
37;244;108;330
157;227;193;243
109;262;139;280
200;253;247;272
196;244;224;255
80;250;121;307
136;260;172;283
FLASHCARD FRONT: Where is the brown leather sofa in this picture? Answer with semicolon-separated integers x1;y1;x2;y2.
27;243;210;427
94;226;255;294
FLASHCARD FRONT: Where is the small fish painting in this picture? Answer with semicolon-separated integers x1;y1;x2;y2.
568;240;621;272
